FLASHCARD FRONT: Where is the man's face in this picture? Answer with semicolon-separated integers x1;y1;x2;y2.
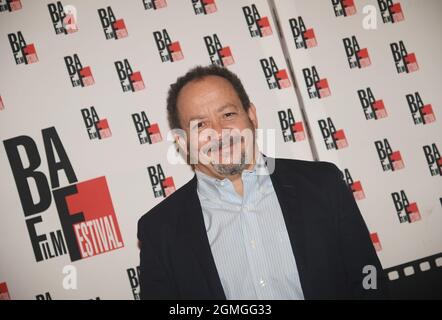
176;75;258;178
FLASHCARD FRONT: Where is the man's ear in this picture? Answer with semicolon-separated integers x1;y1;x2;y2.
247;103;258;129
173;131;189;161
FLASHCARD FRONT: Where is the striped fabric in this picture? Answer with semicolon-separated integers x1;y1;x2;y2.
195;154;304;300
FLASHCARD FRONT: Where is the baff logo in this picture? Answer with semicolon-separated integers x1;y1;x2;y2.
242;4;272;38
260;57;291;90
302;66;330;99
153;29;184;63
0;0;21;12
332;0;356;17
0;282;11;300
343;168;365;200
7;31;38;65
114;59;145;92
3;127;124;262
370;233;382;252
390;41;418;74
374;139;404;172
81;107;112;140
126;266;140;300
132;111;162;145
289;16;317;49
35;291;100;300
65;177;124;259
406;92;436;125
48;2;78;34
142;0;167;10
36;292;53;300
147;164;175;198
277;108;305;143
64;54;94;88
192;0;217;15
97;6;128;40
423;143;442;176
357;87;388;120
203;34;234;66
378;0;404;23
391;190;421;223
318;118;348;150
343;36;371;69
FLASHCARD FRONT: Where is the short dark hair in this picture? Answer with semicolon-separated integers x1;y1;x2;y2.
166;65;251;129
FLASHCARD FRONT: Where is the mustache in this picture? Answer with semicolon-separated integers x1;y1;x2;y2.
201;135;244;154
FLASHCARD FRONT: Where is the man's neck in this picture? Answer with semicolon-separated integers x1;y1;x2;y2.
229;161;255;197
195;156;256;197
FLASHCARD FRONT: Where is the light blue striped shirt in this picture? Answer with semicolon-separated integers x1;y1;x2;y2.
195;155;305;300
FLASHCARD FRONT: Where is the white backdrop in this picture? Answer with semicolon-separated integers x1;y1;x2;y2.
0;0;441;299
272;0;442;281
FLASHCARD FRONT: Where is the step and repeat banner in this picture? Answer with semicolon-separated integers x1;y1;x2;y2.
0;0;314;299
0;0;440;300
272;0;442;283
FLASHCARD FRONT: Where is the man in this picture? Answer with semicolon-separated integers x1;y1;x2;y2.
137;65;388;300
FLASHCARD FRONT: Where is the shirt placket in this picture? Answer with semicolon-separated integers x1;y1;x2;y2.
239;173;274;300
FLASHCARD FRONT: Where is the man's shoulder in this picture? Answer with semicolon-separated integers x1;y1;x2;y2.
272;158;345;215
137;158;342;238
273;157;341;180
271;157;344;199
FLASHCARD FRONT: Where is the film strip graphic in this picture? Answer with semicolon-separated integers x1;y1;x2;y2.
384;252;442;281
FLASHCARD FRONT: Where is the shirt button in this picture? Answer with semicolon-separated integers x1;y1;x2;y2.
250;240;256;248
259;278;266;287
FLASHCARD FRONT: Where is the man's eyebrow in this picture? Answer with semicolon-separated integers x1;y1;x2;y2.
216;103;238;113
188;104;239;122
189;114;208;122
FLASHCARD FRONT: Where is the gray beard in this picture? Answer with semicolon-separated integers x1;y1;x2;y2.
211;152;248;176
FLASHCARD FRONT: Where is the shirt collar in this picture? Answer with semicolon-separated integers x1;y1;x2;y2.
195;153;271;201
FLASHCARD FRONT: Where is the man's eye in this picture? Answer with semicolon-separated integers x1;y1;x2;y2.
224;112;236;118
197;122;206;129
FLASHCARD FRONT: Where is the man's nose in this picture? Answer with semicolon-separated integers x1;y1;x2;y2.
211;121;225;138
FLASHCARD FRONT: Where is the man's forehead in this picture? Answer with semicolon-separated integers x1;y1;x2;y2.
180;76;237;100
178;77;240;113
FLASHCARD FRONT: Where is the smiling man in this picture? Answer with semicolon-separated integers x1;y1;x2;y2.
137;65;388;300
